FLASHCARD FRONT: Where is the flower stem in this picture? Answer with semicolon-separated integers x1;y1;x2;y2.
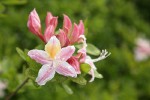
6;77;29;100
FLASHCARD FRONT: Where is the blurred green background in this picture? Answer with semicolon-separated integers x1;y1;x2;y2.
0;0;150;100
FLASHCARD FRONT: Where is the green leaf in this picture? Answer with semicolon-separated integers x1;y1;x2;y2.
80;63;91;73
75;43;100;56
52;74;67;83
25;67;40;87
94;70;103;79
70;76;87;85
16;47;27;60
74;43;82;49
31;79;40;87
86;43;100;56
26;57;41;72
62;83;73;94
25;68;37;80
1;0;27;5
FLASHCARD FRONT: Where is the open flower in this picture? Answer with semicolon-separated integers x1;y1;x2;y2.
28;36;77;85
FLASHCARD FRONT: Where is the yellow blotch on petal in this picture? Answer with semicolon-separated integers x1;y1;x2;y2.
45;36;61;59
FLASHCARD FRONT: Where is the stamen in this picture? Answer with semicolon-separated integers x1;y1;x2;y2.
92;49;111;62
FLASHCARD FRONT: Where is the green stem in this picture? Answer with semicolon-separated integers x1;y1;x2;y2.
6;77;29;100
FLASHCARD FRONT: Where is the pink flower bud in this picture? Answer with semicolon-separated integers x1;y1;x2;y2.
45;12;53;27
44;25;55;42
70;23;79;44
27;9;45;42
45;12;58;29
78;20;84;35
78;47;87;63
63;15;72;33
67;57;81;74
27;9;41;35
57;29;70;47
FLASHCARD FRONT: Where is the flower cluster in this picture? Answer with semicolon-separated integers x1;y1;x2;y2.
27;9;110;86
134;37;150;61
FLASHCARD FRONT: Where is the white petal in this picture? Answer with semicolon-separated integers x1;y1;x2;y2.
89;69;95;82
85;56;96;82
28;50;51;64
45;36;61;59
36;63;55;85
56;46;75;61
55;60;77;78
85;56;96;70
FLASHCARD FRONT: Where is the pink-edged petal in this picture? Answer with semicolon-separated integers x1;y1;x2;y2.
56;29;68;47
85;56;96;70
27;9;46;43
78;47;86;63
70;23;79;44
49;17;58;29
44;25;55;42
27;9;41;34
77;35;87;62
55;60;77;77
36;63;55;85
63;15;72;33
45;12;53;27
28;50;51;64
28;9;40;24
63;27;69;36
78;35;87;44
56;46;75;61
85;56;97;82
67;57;81;74
45;36;61;59
45;12;58;29
78;20;84;35
27;16;41;35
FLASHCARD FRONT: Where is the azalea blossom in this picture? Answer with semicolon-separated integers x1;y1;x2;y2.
27;9;110;85
134;37;150;61
28;36;77;85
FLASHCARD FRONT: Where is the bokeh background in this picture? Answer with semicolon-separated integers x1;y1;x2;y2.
0;0;150;100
